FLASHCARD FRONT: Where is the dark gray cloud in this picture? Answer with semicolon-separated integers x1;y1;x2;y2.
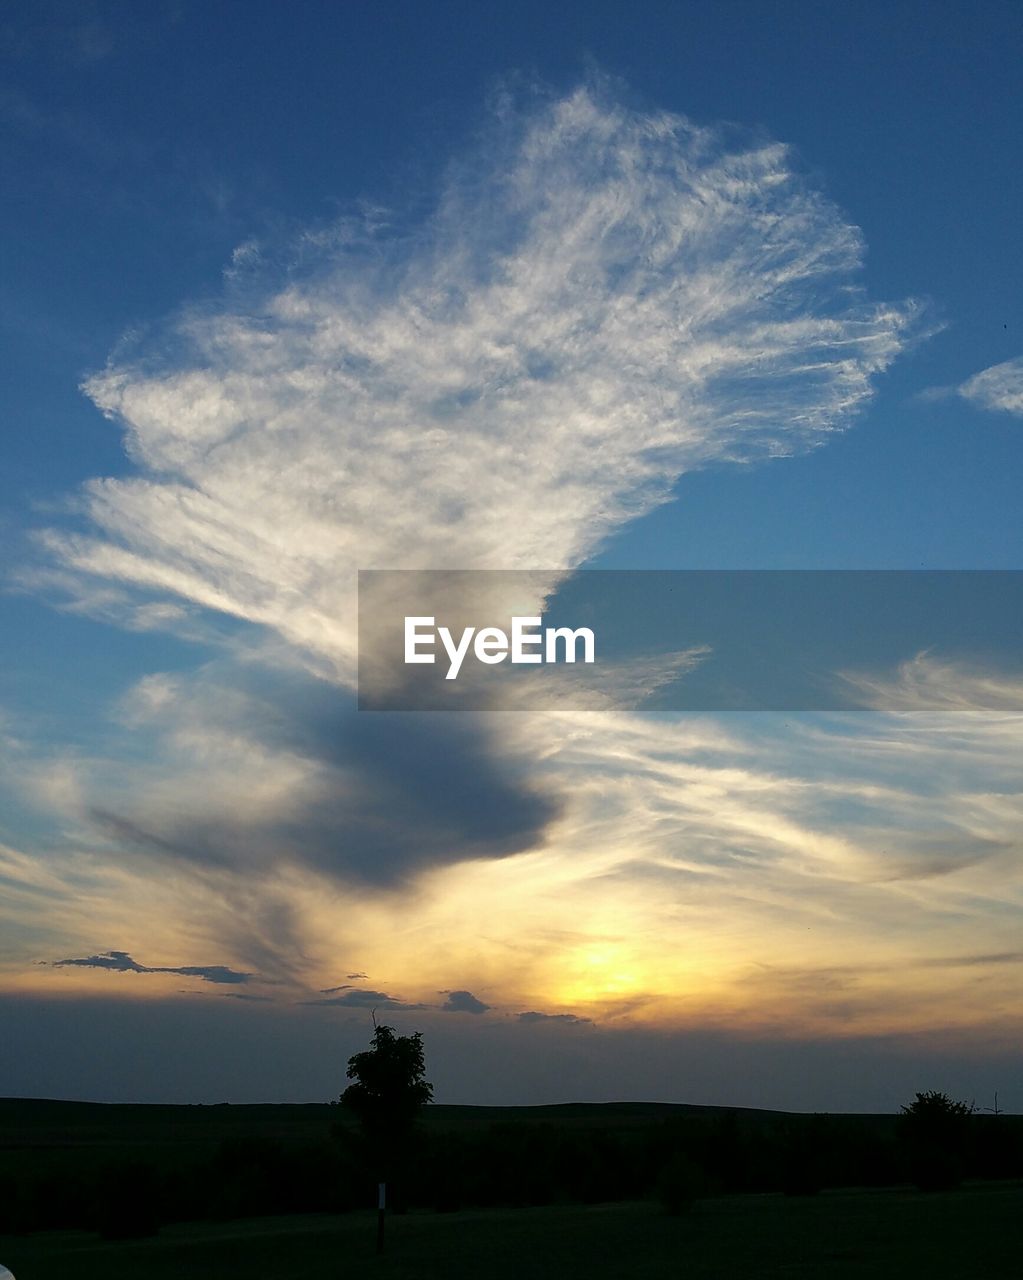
52;950;253;985
440;990;490;1015
305;987;426;1011
88;670;560;888
52;950;146;973
917;951;1023;969
518;1011;592;1025
262;684;561;884
170;965;252;985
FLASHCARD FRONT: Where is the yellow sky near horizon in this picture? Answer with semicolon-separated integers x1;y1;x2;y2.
5;693;1023;1050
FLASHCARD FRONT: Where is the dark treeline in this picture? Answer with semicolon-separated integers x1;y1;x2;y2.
2;1102;1022;1238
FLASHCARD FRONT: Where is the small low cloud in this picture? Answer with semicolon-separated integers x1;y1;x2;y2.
52;950;145;974
914;951;1023;970
170;965;252;985
305;987;426;1010
52;950;253;984
518;1011;592;1025
440;989;490;1015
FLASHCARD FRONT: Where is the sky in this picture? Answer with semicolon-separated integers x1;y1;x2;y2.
1;0;1022;1112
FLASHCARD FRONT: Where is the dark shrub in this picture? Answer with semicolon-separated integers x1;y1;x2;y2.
900;1091;974;1192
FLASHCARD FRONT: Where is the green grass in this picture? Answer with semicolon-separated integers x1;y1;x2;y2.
3;1182;1022;1280
0;1096;900;1182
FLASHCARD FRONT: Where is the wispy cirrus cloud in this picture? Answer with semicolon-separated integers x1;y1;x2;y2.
23;81;1019;1049
35;81;917;681
958;355;1023;417
922;355;1023;417
15;82;922;898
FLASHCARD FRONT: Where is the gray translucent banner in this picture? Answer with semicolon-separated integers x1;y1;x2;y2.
357;570;1023;711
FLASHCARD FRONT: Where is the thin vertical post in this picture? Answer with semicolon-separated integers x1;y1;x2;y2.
376;1181;386;1254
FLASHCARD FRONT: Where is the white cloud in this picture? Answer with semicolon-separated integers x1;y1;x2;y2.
839;651;1023;715
27;85;1021;1041
42;84;917;682
958;355;1023;417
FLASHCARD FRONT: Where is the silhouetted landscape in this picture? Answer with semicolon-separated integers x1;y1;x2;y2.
2;1093;1022;1277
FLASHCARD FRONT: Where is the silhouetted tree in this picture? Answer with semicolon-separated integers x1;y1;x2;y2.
901;1090;975;1122
340;1023;432;1251
900;1090;975;1190
341;1023;433;1148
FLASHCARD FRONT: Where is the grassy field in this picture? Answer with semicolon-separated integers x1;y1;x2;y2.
0;1097;816;1196
0;1096;795;1142
0;1096;893;1172
3;1182;1022;1280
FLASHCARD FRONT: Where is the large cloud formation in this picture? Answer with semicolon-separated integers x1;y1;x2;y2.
24;85;1006;1035
45;84;916;683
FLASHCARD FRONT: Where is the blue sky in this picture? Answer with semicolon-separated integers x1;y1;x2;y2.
2;1;1022;1108
3;2;1021;579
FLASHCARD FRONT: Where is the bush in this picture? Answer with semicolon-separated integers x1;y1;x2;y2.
900;1092;975;1192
